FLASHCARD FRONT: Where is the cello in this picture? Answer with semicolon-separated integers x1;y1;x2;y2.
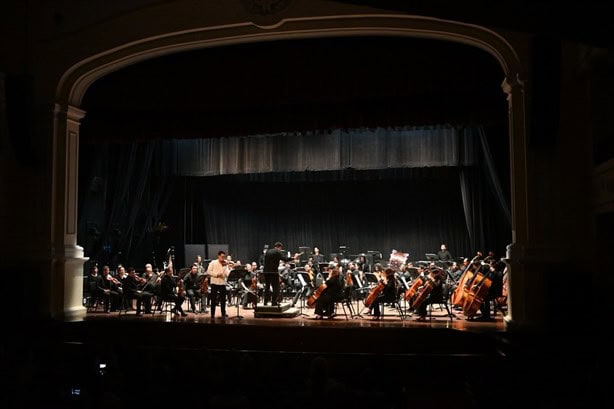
403;276;423;302
462;269;492;318
307;283;326;308
411;276;435;310
451;256;479;307
363;280;385;308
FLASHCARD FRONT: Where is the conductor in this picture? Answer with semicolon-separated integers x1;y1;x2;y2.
263;242;298;306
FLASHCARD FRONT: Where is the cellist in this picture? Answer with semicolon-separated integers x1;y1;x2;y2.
414;264;445;322
467;259;505;322
369;268;398;321
313;266;343;320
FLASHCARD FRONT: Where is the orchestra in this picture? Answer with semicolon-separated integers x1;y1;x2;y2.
85;244;505;323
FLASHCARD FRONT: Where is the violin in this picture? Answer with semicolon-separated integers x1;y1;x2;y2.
106;274;123;288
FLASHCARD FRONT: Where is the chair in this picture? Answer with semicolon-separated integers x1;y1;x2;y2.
379;286;406;321
381;297;406;321
86;293;110;312
427;283;456;321
332;285;354;320
151;295;175;315
85;276;110;312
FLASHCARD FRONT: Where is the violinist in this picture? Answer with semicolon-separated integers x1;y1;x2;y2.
207;250;231;320
183;263;207;314
314;266;343;320
101;265;123;312
137;263;159;313
160;266;188;317
369;268;398;321
123;267;151;316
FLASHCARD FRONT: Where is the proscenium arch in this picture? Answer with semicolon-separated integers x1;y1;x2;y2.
54;14;528;326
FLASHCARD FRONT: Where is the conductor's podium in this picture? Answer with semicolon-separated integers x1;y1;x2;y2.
254;302;299;318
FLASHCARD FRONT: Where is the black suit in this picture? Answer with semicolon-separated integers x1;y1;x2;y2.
263;247;293;305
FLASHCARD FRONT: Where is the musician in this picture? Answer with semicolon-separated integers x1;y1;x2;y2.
138;263;159;313
470;259;504;322
370;268;398;320
437;244;454;263
414;265;445;322
356;254;371;274
207;250;230;319
160;266;188;317
87;265;108;310
183;264;207;314
100;265;123;312
194;254;206;275
123;267;151;316
446;261;462;282
263;242;297;306
314;266;343;319
240;263;258;309
311;246;325;273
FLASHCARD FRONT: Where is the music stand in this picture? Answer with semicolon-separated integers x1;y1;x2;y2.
351;275;368;318
364;272;380;285
295;272;311;317
227;268;245;320
425;253;438;261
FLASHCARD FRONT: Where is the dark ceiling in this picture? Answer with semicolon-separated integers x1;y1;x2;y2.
81;36;507;142
335;0;614;48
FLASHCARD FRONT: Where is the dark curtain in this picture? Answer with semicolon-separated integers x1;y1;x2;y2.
77;126;511;270
77;140;176;268
188;168;485;265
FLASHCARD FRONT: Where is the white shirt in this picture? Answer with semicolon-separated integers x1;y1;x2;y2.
207;259;229;285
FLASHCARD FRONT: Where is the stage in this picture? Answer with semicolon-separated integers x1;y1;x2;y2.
6;302;605;409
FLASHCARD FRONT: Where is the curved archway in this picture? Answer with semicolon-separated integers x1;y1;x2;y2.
53;14;527;326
